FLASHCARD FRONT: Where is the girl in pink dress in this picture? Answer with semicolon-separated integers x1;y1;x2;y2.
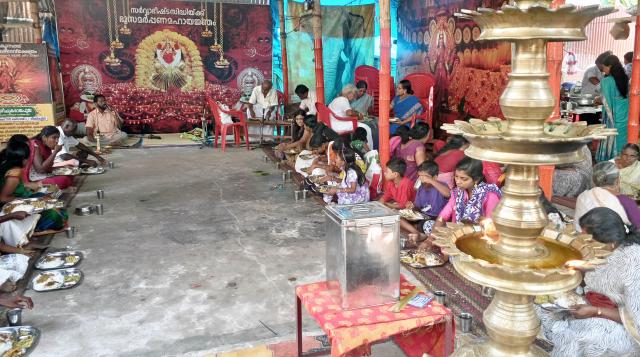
433;157;501;229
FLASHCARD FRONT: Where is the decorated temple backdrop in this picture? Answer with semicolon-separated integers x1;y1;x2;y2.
55;0;272;134
397;0;511;119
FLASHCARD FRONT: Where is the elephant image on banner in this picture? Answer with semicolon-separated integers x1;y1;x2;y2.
287;2;375;102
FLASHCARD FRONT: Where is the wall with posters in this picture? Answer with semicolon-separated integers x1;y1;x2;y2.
0;43;56;141
55;0;272;133
397;0;511;119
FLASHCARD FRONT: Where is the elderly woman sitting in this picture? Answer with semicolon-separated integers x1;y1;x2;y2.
612;143;640;197
538;207;640;357
327;84;374;148
574;161;640;232
553;144;593;198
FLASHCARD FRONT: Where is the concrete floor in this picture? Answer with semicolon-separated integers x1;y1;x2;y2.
25;147;406;357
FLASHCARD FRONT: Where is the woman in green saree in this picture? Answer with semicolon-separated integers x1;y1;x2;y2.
596;54;629;162
0;139;67;233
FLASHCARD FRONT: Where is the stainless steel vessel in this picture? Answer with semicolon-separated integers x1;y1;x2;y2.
324;202;400;309
74;204;95;216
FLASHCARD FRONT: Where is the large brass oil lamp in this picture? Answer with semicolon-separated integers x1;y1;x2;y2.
432;2;616;356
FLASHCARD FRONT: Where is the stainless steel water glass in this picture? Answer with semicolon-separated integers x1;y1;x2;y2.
302;189;308;200
6;309;21;326
97;189;104;199
400;237;407;249
108;161;115;169
481;286;495;298
95;204;104;215
459;312;473;333
263;155;269;162
66;226;77;238
294;191;301;201
282;172;287;181
434;291;447;306
286;170;292;181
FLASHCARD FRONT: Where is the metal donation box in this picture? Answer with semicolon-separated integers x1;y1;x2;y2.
325;202;400;309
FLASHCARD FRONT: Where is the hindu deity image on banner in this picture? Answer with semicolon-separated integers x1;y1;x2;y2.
55;0;272;134
0;43;55;141
397;0;511;120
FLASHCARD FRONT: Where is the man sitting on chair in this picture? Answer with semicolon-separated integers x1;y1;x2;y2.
244;80;278;120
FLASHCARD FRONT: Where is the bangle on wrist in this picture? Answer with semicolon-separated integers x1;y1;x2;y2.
597;307;602;317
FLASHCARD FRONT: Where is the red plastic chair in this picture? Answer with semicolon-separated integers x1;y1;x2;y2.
355;65;379;91
315;102;358;135
206;98;250;152
354;65;394;116
402;73;436;128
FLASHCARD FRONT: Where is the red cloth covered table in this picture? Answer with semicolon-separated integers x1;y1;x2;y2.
295;277;454;357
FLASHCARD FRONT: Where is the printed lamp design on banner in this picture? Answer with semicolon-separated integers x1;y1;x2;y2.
0;52;51;105
0;43;55;140
135;29;205;91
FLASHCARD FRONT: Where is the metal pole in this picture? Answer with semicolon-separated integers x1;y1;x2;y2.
278;0;289;104
312;0;325;104
628;16;640;144
378;0;391;170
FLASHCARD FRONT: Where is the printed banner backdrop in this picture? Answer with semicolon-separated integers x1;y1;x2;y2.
0;43;56;141
397;0;511;119
55;0;272;133
286;1;375;102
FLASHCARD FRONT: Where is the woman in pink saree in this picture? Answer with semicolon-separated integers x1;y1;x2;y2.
24;126;73;190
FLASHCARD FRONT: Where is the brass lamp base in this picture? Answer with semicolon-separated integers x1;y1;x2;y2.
452;339;547;357
452;292;547;357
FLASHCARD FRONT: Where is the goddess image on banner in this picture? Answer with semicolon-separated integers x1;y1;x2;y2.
55;0;272;134
135;30;205;92
397;0;511;120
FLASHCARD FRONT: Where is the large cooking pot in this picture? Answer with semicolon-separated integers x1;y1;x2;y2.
570;94;595;106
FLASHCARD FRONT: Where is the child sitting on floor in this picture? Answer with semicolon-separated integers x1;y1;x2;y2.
379;158;415;209
350;127;370;155
415;157;501;250
322;146;370;205
400;161;451;247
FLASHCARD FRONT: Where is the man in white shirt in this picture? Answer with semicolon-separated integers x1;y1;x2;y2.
581;51;611;96
295;84;317;115
328;84;374;148
245;80;278;120
56;119;106;167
